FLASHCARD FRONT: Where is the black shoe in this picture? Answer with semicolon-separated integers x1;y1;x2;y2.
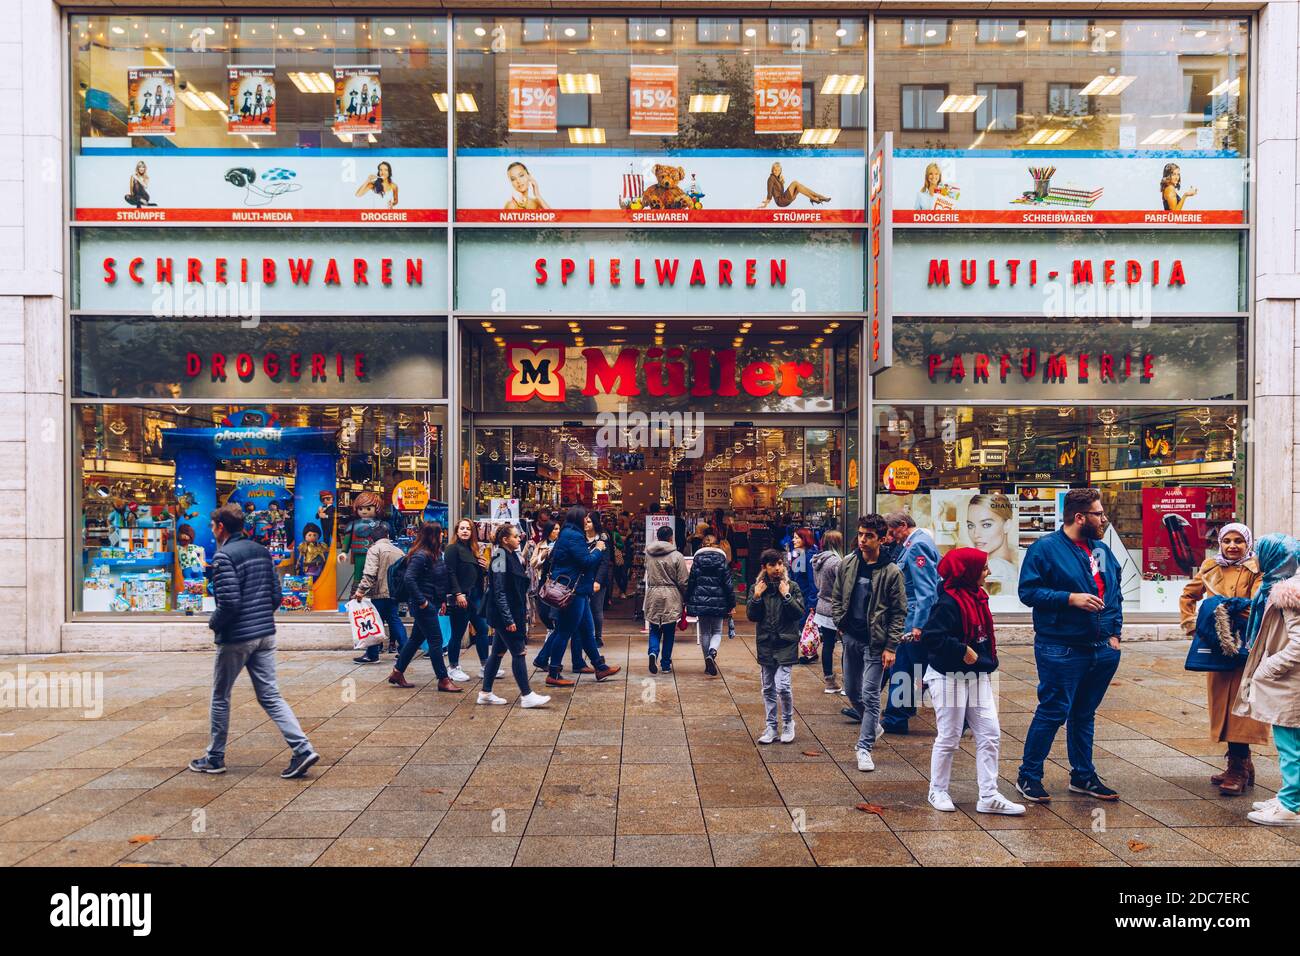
353;655;379;665
648;653;658;674
841;706;863;722
188;755;226;774
281;749;320;779
532;657;547;671
1069;774;1119;801
661;662;672;673
704;654;718;676
1016;776;1051;803
881;721;909;736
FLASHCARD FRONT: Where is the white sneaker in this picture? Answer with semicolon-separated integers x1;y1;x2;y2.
779;723;796;744
928;790;956;812
476;691;508;706
448;667;471;683
757;727;778;745
876;722;886;737
976;792;1027;816
519;692;551;709
1253;797;1281;812
1248;803;1300;826
856;748;875;772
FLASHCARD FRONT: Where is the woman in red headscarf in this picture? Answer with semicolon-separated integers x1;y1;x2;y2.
919;547;1025;816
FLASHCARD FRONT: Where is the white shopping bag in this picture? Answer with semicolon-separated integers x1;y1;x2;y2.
346;598;386;650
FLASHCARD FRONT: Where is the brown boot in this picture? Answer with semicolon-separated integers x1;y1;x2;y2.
387;669;414;689
1218;754;1251;796
437;677;462;693
594;664;621;681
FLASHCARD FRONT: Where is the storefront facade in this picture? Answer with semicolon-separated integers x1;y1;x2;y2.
4;2;1295;651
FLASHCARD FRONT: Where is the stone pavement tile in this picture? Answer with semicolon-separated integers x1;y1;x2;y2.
478;746;556;768
1125;799;1254;828
435;809;530;837
989;829;1121;864
467;763;548;788
415;836;520;867
1133;756;1223;778
0;841;49;865
314;838;428;867
0;791;63;817
18;839;139;867
537;784;617;810
212;838;333;867
81;767;183;790
525;804;617;836
122;838;240;867
768;763;862;806
286;786;383;812
697;778;785;808
1099;739;1197;761
251;810;360;839
616;804;707;835
618;763;696;786
337;746;419;765
1090;826;1223;863
310;764;402;789
621;745;692;764
390;764;474;789
39;787;150;816
614;834;713;867
201;787;298;813
451;785;541;811
543;762;619;787
1165;737;1234;759
710;832;815;866
550;745;621;765
617;783;700;809
689;742;766;765
703;807;798;835
409;743;490;764
161;808;276;841
0;808;128;843
1173;826;1300;861
803;831;917;866
515;835;615;867
794;805;891;833
341;810;443;840
368;783;457;811
1046;800;1162;830
898;829;1023;867
7;767;113;795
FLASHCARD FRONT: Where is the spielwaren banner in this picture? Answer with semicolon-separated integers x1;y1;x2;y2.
74;149;447;224
893;150;1246;226
456;150;864;224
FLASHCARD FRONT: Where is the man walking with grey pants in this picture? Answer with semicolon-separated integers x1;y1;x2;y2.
189;503;320;779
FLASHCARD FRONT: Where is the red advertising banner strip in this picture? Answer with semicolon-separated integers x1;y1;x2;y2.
75;209;448;224
894;209;1246;226
456;208;863;224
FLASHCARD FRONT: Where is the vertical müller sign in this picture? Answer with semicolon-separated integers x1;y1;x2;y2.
869;134;894;373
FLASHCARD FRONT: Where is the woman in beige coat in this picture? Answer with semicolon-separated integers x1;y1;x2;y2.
1234;539;1300;826
642;525;689;673
1179;523;1267;794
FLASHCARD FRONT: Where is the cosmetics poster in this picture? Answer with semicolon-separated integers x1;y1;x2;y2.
127;68;176;136
227;66;276;135
333;66;382;135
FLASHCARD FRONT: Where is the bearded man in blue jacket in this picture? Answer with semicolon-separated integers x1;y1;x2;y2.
878;511;940;734
1015;488;1124;805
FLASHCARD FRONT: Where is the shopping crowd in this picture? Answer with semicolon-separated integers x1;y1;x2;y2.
189;492;1300;829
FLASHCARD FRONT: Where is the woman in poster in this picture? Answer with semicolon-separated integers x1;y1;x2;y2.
1160;163;1198;211
124;161;156;208
1178;522;1268;796
355;161;399;209
915;162;945;210
964;493;1019;596
503;161;550;210
758;162;831;208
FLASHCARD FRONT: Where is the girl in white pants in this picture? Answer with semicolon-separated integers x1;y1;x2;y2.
918;548;1025;816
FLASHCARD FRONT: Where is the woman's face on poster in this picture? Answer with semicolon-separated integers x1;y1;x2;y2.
966;502;1008;555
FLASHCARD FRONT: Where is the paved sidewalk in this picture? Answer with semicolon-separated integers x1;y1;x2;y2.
1;633;1297;867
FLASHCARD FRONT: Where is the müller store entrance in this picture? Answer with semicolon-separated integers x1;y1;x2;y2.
462;319;860;587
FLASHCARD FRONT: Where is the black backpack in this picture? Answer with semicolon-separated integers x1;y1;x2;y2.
386;553;410;603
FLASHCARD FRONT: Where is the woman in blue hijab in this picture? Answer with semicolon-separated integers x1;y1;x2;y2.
1243;534;1300;650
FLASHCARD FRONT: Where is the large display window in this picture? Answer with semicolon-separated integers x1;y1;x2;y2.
75;404;447;615
873;404;1246;614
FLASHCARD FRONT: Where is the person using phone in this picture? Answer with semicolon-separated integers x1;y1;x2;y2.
748;549;805;744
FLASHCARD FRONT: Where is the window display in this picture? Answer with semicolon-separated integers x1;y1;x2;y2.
76;404;447;615
873;404;1245;612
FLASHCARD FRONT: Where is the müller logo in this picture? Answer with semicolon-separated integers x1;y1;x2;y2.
506;343;814;402
101;254;424;287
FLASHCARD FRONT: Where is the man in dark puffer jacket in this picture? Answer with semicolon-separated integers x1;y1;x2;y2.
189;504;319;780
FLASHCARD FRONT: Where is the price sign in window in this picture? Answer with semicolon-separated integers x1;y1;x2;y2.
628;64;679;137
754;64;803;135
508;63;559;134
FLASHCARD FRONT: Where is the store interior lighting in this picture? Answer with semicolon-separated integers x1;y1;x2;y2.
820;74;865;96
1079;74;1135;96
558;73;601;94
287;71;333;93
688;93;730;113
432;92;479;112
937;93;986;113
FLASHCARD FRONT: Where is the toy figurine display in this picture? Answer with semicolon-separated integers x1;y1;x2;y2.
316;490;336;545
297;522;329;579
337;490;386;590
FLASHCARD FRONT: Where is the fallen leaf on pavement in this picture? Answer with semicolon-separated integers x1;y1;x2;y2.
422;788;443;795
801;750;822;757
127;834;158;844
1127;839;1151;852
855;802;885;816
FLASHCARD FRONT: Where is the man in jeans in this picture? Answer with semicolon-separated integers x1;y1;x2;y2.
1016;488;1123;803
830;514;907;772
189;504;320;779
881;511;941;734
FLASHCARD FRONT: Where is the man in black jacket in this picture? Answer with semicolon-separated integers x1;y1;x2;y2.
189;504;319;779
